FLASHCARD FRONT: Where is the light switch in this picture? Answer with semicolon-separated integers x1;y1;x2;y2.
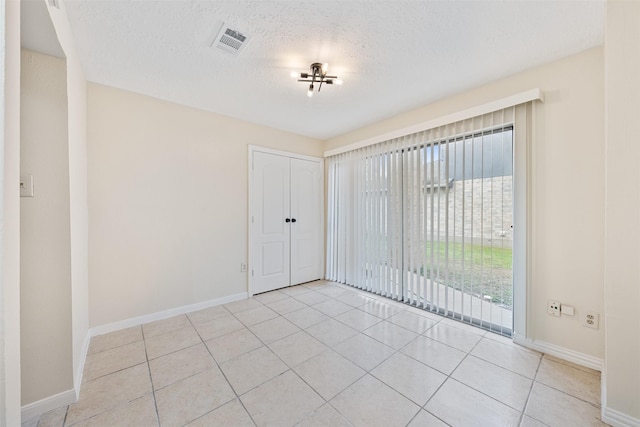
20;174;34;197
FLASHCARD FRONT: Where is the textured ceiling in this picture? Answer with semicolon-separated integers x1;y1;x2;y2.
60;0;604;140
21;0;65;59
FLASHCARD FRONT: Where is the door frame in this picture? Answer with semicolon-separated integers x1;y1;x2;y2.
248;145;324;297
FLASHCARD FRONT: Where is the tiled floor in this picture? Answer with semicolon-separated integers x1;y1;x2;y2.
23;280;608;427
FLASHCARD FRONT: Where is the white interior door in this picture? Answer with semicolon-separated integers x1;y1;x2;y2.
252;152;291;294
290;158;323;284
250;149;323;294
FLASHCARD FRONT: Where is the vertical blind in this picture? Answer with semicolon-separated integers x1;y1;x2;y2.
327;107;517;335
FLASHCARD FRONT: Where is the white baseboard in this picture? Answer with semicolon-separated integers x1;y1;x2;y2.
21;389;76;423
602;407;640;427
512;333;603;371
89;292;248;337
21;292;248;422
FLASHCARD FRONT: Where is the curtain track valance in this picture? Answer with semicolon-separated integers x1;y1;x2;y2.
324;89;542;158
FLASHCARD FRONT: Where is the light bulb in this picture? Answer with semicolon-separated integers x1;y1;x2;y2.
307;84;314;97
290;71;298;78
335;78;344;85
322;63;329;73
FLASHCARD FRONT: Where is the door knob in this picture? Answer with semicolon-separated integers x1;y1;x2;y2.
291;218;297;223
285;218;291;223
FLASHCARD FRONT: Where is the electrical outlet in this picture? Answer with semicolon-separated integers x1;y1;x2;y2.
240;262;247;272
584;311;599;329
547;300;561;317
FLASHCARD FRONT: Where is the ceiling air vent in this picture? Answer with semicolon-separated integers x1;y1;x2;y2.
211;26;249;56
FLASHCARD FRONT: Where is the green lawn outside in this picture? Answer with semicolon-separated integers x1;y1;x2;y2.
420;241;513;307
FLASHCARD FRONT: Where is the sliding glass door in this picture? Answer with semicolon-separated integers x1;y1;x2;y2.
326;108;516;336
402;128;513;334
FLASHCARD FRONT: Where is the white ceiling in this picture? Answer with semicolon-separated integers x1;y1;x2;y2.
21;0;65;59
54;1;605;139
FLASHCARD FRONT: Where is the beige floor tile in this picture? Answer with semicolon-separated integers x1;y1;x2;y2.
535;358;601;405
70;395;158;427
253;289;288;304
220;346;288;394
440;318;488;336
407;410;449;427
193;314;245;341
520;415;549;427
234;305;279;326
330;374;420;427
315;285;349;297
269;330;328;367
302;281;327;289
363;321;419;350
334;309;382;332
294;349;366;400
21;418;38;427
83;341;147;381
205;328;263;364
359;300;405;319
425;379;521;427
155;367;235;426
424;323;483;352
295;403;352;427
88;326;142;355
337;291;375;307
36;406;66;427
312;299;353;317
451;355;532;411
142;314;191;338
149;343;215;390
406;306;447;321
525;383;606;427
66;364;152;425
484;330;519;346
144;326;201;360
371;352;446;406
387;310;439;334
281;285;312;297
249;315;300;344
401;336;466;374
334;333;396;371
187;399;254;427
471;337;541;378
306;319;359;347
52;281;610;427
266;297;307;315
241;370;324;427
294;291;331;306
284;306;329;329
187;305;230;326
223;297;264;314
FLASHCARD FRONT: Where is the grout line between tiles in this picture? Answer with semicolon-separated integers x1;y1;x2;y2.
62;281;604;427
140;323;162;427
519;355;545;426
185;312;260;427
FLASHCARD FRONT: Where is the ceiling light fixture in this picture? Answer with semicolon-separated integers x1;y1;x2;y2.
296;63;342;97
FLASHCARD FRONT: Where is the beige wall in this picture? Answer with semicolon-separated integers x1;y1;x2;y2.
603;0;640;423
88;84;323;327
1;0;22;424
325;48;606;360
20;49;73;405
